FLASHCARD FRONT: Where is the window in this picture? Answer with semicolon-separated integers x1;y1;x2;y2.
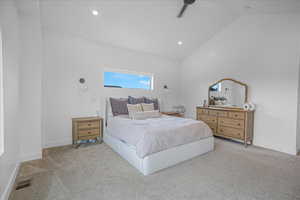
0;31;3;156
104;70;153;90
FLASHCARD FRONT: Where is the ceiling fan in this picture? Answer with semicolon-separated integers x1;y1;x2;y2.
177;0;196;18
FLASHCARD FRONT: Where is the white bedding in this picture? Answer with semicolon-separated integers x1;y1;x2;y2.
107;115;213;158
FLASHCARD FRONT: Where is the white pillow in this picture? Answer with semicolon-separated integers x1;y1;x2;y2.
127;104;143;118
131;110;161;120
141;103;154;111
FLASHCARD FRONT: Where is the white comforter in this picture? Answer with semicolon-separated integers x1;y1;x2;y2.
107;115;213;158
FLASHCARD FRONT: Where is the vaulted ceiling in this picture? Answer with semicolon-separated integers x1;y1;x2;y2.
39;0;300;61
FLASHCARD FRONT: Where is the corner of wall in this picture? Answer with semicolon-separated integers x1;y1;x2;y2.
0;163;20;200
296;57;300;152
20;151;42;162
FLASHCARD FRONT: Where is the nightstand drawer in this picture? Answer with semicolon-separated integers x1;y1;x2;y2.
78;121;100;129
78;135;99;141
78;128;100;137
161;112;183;117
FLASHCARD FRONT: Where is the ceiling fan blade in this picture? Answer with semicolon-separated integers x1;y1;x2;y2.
177;4;188;18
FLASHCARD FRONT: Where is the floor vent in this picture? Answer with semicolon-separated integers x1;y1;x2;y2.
15;179;32;190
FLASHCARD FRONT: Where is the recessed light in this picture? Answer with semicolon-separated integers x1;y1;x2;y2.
92;9;99;16
177;41;183;46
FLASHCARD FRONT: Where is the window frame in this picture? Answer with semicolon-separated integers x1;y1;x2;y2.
103;68;154;90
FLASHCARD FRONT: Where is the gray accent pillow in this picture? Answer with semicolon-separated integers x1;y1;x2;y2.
110;97;129;116
128;96;145;104
144;97;159;110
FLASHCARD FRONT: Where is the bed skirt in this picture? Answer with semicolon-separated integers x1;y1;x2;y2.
104;132;214;175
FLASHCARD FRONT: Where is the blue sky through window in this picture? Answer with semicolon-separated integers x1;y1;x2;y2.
104;71;152;90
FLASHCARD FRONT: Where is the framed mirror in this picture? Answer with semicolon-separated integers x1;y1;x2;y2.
208;78;248;109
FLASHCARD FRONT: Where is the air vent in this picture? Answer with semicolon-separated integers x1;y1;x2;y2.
15;179;32;190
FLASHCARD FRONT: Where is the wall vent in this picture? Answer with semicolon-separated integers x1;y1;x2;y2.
15;179;32;190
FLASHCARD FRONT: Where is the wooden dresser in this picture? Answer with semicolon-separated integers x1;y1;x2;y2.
197;107;254;146
72;117;103;147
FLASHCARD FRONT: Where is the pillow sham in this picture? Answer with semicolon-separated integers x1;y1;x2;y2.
127;104;143;118
131;110;161;120
141;103;154;111
144;97;159;110
128;96;145;104
110;97;129;116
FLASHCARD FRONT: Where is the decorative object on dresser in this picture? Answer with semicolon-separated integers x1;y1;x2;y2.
198;78;254;146
72;117;103;148
161;111;184;117
243;102;256;111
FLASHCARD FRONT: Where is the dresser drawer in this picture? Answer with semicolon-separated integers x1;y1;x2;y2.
78;128;100;137
207;123;217;133
197;108;209;115
217;111;228;117
78;134;99;141
198;115;217;124
78;121;100;130
218;126;244;139
219;117;244;129
199;115;217;123
209;110;228;117
228;112;245;120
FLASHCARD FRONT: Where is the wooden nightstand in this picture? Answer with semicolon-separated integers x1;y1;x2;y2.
72;117;103;148
161;112;184;118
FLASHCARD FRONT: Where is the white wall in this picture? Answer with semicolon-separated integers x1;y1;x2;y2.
0;1;21;200
180;14;300;155
0;27;3;157
18;0;43;162
42;30;180;148
297;60;300;153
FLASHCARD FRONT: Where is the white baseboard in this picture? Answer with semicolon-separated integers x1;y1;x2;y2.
21;152;42;162
43;138;71;149
0;163;20;200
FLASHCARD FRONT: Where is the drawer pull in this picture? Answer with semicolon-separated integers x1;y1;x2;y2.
88;124;91;126
238;123;241;126
235;114;238;117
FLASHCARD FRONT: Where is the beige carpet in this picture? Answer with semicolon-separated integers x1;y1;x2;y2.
10;138;300;200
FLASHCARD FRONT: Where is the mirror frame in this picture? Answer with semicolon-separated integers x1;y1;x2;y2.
208;78;248;109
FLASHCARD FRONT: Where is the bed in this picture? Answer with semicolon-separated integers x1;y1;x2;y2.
104;98;214;175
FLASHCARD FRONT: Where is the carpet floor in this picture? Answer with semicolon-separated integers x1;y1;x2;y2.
9;138;300;200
